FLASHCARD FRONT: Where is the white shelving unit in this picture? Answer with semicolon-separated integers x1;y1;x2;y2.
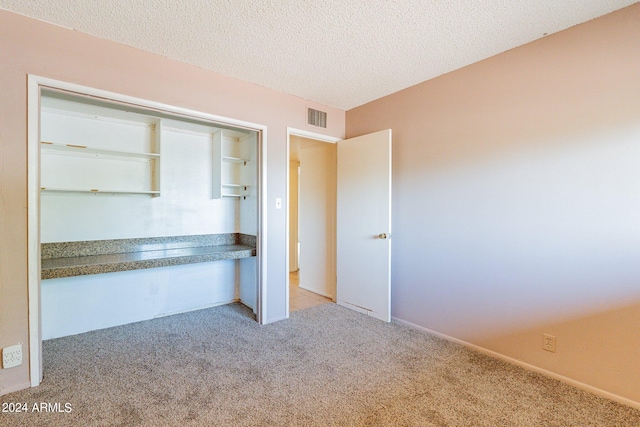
213;130;255;199
40;96;161;197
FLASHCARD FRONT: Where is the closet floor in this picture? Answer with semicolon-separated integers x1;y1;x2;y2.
289;271;332;312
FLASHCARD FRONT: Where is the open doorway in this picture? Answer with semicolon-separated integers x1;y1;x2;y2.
287;127;393;320
287;130;339;313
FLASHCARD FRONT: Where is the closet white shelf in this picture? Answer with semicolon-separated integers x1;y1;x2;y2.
221;184;250;199
41;187;160;196
41;141;160;160
222;156;249;165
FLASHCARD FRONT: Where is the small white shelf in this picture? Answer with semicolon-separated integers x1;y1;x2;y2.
222;156;249;165
221;184;250;199
41;141;159;160
41;187;160;196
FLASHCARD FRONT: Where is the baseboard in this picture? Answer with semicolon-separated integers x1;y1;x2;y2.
0;380;32;397
265;315;288;324
298;285;333;299
155;299;238;319
392;316;640;411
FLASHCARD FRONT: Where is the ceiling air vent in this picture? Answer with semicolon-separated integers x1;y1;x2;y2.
307;108;327;128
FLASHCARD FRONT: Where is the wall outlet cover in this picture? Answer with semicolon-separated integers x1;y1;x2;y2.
542;334;556;353
2;343;23;369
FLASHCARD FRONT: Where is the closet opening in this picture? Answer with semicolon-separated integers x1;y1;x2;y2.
27;76;266;386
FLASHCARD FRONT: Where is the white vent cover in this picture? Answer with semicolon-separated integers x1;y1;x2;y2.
307;108;327;128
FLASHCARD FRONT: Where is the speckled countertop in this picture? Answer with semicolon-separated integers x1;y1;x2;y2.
42;234;256;280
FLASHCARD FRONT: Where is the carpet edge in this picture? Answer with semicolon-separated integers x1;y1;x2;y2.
391;316;640;411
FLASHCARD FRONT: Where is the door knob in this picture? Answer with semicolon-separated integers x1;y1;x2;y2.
378;233;391;239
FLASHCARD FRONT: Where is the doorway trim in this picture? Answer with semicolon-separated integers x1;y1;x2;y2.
27;75;268;386
285;127;341;317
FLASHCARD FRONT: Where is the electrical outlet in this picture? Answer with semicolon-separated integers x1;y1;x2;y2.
2;344;23;369
542;334;556;353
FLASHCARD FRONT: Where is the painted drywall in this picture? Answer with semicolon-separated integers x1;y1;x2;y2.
289;160;300;272
347;4;640;405
42;262;237;340
238;133;259;237
297;137;337;298
0;10;344;395
41;108;242;242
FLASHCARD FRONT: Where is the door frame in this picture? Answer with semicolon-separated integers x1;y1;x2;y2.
285;128;341;317
27;75;268;386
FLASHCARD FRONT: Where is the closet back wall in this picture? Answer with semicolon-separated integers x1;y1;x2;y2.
41;122;235;242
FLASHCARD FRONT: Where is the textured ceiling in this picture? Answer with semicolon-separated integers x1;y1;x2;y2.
1;0;636;110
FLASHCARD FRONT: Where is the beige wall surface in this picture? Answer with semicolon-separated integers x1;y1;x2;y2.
289;160;300;272
0;10;344;395
347;5;640;405
297;137;337;298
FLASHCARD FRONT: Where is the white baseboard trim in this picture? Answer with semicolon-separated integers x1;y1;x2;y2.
155;299;238;319
298;285;333;299
265;315;288;324
392;316;640;411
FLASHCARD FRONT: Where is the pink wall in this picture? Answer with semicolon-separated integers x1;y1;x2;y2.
0;10;344;395
347;4;640;405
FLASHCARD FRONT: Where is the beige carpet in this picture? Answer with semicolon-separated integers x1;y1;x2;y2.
1;303;638;426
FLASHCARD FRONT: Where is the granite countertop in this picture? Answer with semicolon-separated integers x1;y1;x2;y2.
42;234;256;280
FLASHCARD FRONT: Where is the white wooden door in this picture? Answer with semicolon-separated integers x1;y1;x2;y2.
337;129;392;322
